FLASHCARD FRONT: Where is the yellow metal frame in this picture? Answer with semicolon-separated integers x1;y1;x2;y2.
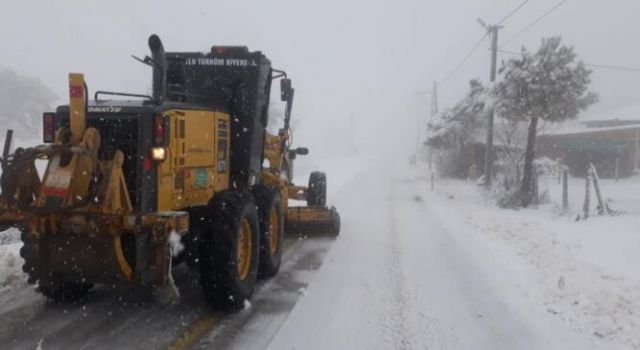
68;73;86;144
157;110;230;211
260;131;339;235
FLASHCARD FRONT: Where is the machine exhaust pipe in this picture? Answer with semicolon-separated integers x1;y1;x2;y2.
148;34;167;102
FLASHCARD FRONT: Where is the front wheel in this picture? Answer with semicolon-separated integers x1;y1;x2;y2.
252;185;285;278
19;228;93;302
306;171;327;207
199;191;260;310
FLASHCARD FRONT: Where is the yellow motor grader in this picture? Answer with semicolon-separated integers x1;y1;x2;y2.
0;35;339;309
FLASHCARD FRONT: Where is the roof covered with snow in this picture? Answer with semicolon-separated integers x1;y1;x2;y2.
541;119;640;136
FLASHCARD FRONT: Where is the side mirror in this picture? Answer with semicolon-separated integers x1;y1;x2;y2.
280;78;292;102
288;147;308;160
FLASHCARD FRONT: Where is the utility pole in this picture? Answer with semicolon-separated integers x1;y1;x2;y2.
415;86;438;168
431;81;439;117
478;19;502;188
415;109;420;161
349;114;357;155
414;87;438;162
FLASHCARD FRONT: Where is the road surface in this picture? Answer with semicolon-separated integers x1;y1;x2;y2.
0;159;597;349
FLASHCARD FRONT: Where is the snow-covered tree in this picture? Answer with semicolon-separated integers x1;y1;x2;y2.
492;37;597;207
426;79;488;177
0;69;57;138
426;79;487;149
493;117;527;189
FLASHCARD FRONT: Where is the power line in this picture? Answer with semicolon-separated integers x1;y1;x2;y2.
497;49;640;72
497;48;526;55
438;50;492;84
584;63;640;72
439;34;488;86
496;0;530;25
500;0;569;48
468;50;493;70
438;1;530;87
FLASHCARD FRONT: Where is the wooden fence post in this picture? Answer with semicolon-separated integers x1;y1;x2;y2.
590;163;609;216
532;168;540;205
562;168;569;213
2;129;13;159
582;168;591;219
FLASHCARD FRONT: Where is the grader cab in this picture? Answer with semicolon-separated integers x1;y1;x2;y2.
0;35;339;309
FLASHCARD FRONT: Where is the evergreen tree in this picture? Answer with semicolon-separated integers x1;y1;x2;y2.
492;37;597;207
426;79;488;177
426;79;487;150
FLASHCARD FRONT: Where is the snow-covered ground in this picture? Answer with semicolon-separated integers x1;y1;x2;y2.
266;161;640;349
0;238;23;294
429;175;640;349
540;170;640;216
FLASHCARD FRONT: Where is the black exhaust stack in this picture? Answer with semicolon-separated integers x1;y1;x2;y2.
148;34;167;102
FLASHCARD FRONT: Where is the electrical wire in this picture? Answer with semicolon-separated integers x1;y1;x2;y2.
496;0;530;25
583;63;640;72
500;0;569;48
497;48;526;56
437;0;530;87
439;34;488;86
497;49;640;72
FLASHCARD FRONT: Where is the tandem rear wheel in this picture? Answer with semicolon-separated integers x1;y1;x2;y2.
252;185;285;278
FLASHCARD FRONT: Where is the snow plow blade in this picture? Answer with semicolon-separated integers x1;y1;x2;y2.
285;206;340;236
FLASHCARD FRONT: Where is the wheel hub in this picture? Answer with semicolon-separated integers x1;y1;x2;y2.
237;218;252;280
268;207;279;256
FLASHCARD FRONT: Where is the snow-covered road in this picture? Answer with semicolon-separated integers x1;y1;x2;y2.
0;235;336;350
264;162;598;350
0;157;629;349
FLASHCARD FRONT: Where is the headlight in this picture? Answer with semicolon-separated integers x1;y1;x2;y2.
151;147;166;161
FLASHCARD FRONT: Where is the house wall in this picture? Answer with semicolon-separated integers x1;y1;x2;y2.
537;128;640;178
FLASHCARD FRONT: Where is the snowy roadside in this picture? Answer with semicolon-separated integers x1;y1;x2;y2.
0;232;25;293
292;153;374;199
426;169;640;349
0;134;40;296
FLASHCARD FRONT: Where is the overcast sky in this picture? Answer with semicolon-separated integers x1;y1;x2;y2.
2;0;640;156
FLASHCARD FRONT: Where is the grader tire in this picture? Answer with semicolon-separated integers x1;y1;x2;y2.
183;207;210;271
252;185;284;278
306;171;327;207
19;228;93;302
37;282;93;302
200;191;260;311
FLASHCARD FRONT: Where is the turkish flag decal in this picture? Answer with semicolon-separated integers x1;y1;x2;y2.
70;85;84;98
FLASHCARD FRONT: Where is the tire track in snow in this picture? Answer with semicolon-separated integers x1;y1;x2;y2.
379;178;413;349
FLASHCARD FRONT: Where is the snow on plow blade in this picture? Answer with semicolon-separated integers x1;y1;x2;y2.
285;206;340;236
